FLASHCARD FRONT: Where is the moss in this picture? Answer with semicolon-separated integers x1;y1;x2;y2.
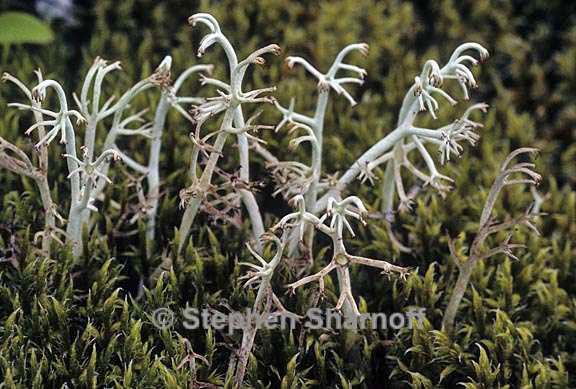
0;1;574;387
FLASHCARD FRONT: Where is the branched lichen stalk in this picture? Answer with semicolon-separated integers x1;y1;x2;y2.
233;232;291;388
441;148;542;335
144;56;210;257
273;195;409;318
272;43;368;256
13;58;158;259
312;44;489;215
0;136;56;254
2;71;60;254
177;14;280;255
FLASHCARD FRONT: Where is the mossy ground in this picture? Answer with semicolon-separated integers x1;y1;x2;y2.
0;1;574;387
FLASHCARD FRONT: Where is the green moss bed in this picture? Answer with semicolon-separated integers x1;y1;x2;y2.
0;1;574;387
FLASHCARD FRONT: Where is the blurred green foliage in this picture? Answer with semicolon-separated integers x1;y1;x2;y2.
0;0;574;387
0;12;54;46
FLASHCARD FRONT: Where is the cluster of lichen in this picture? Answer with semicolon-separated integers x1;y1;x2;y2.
0;0;574;388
